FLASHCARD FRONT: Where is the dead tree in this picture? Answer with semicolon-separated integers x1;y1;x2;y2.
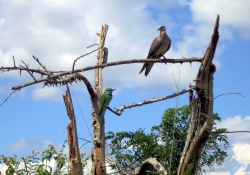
91;24;109;175
0;14;220;175
178;15;219;175
63;85;84;175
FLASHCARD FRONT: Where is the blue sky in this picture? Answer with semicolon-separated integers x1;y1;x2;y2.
0;0;250;174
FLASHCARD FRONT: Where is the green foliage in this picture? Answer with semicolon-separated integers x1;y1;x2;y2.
0;151;41;175
106;105;229;174
0;154;22;175
0;140;89;175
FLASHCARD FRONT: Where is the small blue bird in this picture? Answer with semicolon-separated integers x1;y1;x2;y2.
99;88;116;116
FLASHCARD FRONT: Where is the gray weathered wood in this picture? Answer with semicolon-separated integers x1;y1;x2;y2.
63;85;83;175
178;14;219;175
91;24;109;175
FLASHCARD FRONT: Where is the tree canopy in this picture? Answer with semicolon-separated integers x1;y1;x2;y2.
106;105;229;174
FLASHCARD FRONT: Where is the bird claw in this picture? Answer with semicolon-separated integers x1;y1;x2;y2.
159;56;167;64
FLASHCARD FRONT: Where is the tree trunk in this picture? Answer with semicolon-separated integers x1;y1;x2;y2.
63;85;83;175
178;14;219;175
91;24;109;175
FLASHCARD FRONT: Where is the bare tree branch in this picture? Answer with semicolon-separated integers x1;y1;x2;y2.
106;155;127;175
32;55;52;76
0;73;97;105
72;47;101;73
107;86;195;116
1;57;201;91
2;57;201;76
1;66;49;76
21;157;29;175
75;73;97;99
0;90;18;106
212;92;245;100
21;60;37;81
134;158;168;175
12;56;16;68
44;73;97;99
12;79;45;90
106;142;132;165
87;43;98;48
106;156;142;175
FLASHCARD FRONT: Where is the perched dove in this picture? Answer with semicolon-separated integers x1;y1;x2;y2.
139;25;171;76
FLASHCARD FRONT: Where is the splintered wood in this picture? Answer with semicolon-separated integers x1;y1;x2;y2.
63;85;83;175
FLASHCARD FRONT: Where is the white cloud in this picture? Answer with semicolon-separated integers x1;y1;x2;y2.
0;0;206;95
8;137;52;152
1;0;247;96
188;0;250;39
0;164;7;174
32;86;64;102
231;143;250;175
207;172;231;175
217;116;250;144
190;0;250;26
206;116;250;174
233;143;250;165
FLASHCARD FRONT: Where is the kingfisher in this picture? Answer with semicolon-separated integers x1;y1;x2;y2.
99;88;116;116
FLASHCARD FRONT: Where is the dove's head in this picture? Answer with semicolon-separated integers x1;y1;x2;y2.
157;25;166;32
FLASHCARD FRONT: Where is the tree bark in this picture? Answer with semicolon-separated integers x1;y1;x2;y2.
91;24;109;175
63;85;83;175
178;14;219;175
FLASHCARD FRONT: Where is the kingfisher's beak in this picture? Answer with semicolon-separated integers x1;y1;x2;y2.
112;89;116;91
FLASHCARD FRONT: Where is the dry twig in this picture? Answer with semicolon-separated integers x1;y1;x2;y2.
0;90;18;106
212;92;245;100
87;44;98;48
72;47;101;72
21;60;37;81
